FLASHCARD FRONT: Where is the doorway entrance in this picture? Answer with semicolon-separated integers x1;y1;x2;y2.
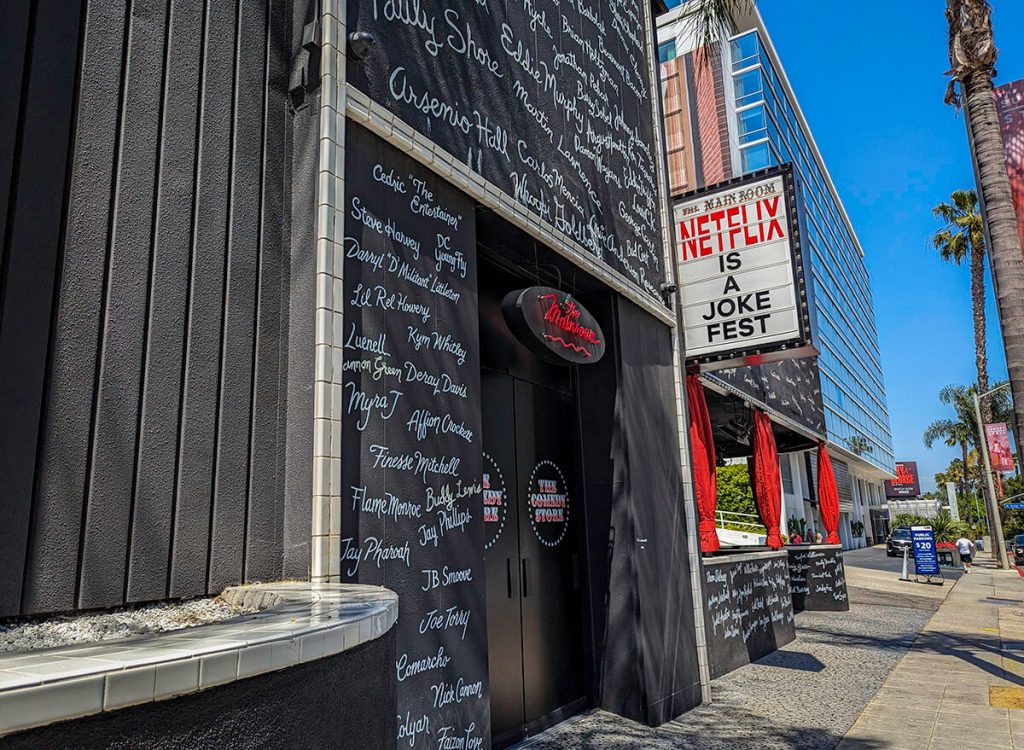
482;369;586;748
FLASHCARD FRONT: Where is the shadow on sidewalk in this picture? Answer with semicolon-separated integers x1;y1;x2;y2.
519;709;890;750
756;649;826;672
796;623;1024;686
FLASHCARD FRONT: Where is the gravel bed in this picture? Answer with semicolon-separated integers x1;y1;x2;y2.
523;603;933;750
0;597;260;654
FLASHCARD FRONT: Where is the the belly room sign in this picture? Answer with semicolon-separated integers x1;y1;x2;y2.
673;164;816;372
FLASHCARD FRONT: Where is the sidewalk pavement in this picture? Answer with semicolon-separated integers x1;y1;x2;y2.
519;588;932;749
843;546;959;612
840;553;1024;750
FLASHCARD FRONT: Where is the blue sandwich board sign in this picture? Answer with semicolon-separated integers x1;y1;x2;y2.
911;526;939;577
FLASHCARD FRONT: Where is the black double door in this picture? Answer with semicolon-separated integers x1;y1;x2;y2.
482;370;586;747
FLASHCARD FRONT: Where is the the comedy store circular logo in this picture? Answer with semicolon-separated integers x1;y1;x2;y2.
482;452;508;551
527;460;569;547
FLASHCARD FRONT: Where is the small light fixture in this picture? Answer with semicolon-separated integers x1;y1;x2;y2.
348;31;376;60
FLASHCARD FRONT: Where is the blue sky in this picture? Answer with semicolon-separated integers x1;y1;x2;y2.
669;0;1024;490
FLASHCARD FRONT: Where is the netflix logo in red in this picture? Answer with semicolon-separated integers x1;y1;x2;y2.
679;195;786;261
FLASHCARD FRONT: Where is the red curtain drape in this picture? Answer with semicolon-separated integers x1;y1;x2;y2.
817;442;841;544
686;374;719;553
750;409;784;549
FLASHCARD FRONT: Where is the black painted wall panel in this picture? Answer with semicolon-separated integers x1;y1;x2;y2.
0;0;85;616
169;0;238;599
245;0;289;582
0;0;31;258
209;0;267;593
607;298;702;724
23;0;129;615
79;0;169;611
3;0;310;617
0;0;33;619
127;0;206;604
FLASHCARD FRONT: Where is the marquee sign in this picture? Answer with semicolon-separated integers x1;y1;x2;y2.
502;287;606;365
673;165;817;371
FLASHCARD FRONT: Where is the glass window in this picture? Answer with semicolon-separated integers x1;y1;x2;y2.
737;105;766;143
781;456;794;494
658;40;677;64
730;33;758;70
734;68;763;108
740;141;771;172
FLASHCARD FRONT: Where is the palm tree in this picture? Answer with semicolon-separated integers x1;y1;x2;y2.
932;189;991;422
923;383;992;506
945;0;1024;477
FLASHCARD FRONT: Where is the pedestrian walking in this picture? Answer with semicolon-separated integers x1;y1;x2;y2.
956;534;976;572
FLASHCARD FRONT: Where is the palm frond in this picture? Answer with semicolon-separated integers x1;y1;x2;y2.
932;189;983;267
924;419;958;449
932;229;968;263
680;0;754;56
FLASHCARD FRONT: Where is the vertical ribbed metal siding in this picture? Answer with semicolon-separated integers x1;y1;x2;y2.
0;0;306;617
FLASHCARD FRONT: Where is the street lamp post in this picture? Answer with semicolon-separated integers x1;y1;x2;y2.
974;384;1010;569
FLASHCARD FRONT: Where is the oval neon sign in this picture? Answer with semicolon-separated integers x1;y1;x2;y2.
501;286;606;365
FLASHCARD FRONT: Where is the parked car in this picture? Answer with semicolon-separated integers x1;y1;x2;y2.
1012;535;1024;566
886;527;914;557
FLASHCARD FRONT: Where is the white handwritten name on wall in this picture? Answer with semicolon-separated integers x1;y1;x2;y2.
788;549;849;604
349;0;664;298
704;557;794;643
342;124;486;749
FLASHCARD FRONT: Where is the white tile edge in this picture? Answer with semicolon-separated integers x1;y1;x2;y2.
0;583;398;737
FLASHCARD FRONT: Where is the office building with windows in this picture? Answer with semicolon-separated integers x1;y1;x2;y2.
658;2;895;547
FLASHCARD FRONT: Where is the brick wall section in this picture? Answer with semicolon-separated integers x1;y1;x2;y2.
660;59;695;196
690;46;733;186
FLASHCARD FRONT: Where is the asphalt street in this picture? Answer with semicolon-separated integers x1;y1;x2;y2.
843;545;964;581
843;545;962;613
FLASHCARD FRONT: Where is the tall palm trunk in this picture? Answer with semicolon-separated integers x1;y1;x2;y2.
964;70;1024;444
959;440;973;521
947;0;1023;568
970;242;992;423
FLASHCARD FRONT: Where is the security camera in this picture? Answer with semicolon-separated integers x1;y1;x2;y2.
659;282;678;306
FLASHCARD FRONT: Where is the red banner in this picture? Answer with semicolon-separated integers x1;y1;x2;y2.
995;79;1024;253
985;422;1015;473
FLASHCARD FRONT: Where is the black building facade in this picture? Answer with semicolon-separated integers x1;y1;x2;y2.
0;0;707;747
0;0;320;618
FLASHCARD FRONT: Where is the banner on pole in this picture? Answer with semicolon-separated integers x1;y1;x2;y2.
985;423;1015;473
995;80;1024;252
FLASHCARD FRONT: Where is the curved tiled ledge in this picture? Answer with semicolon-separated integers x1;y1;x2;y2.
703;549;790;566
0;583;397;737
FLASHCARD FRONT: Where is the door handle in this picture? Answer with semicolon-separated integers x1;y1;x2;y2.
572;553;579;591
521;558;530;598
506;558;513;599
